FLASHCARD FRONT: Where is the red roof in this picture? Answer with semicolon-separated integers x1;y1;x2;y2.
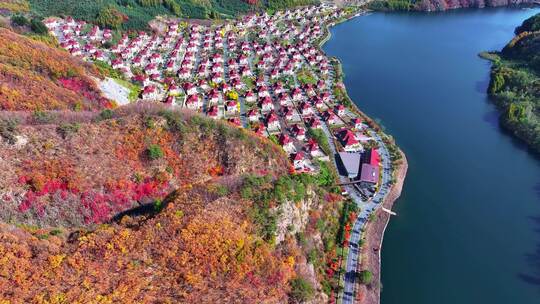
307;139;319;151
279;134;291;145
370;149;380;167
292;152;305;161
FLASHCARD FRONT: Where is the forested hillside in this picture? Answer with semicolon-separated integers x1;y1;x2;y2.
485;13;540;153
0;0;319;30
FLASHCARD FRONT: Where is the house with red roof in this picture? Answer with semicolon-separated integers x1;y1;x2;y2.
149;53;162;64
321;92;330;102
245;91;256;103
168;84;181;96
258;86;270;98
141;85;158;100
265;112;280;130
145;63;158;75
351;118;363;130
252;124;265;137
335;104;346;116
164;96;175;104
185;94;202;110
225;100;238;114
291;151;306;169
93;50;106;61
279;133;295;153
183;83;197;96
111;58;124;70
260;96;274;112
282;106;295;121
208;90;220;104
307;117;322;129
291;88;303;101
323;110;339;125
207;106;219;119
291;124;306;140
247;109;259;122
299;101;314;116
337;128;362;152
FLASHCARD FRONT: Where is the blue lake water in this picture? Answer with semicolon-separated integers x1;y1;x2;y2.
323;7;540;303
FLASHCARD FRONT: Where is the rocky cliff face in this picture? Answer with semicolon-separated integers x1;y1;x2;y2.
414;0;536;11
275;188;318;244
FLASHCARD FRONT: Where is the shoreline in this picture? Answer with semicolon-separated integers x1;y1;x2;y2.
317;8;408;304
356;151;408;304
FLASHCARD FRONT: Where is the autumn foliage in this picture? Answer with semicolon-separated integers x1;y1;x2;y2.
0;189;295;303
0;110;290;227
0;29;110;111
0;109;313;302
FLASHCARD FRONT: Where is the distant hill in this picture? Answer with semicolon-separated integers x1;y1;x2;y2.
368;0;536;11
0;28;112;110
20;0;318;30
486;13;540;153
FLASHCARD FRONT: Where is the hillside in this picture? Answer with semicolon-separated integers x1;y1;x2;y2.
0;28;112;110
0;107;290;227
0;106;346;302
484;13;540;153
11;0;319;30
0;184;297;302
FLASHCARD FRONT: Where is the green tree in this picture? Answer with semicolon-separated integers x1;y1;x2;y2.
30;18;48;34
164;0;182;16
358;270;373;285
96;6;126;29
289;277;315;302
11;14;29;26
489;71;505;94
147;144;164;160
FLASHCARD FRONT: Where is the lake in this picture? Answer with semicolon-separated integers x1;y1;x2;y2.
323;7;540;304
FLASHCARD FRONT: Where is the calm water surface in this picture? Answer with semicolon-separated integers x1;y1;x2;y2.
323;8;540;304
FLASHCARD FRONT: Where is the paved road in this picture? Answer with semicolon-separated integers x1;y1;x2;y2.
340;130;393;304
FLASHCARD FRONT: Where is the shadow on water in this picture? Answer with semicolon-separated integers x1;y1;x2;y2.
475;77;490;94
481;103;540;159
482;110;500;129
534;183;540;200
519;215;540;291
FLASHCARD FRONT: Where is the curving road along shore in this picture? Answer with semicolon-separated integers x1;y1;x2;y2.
319;8;408;304
356;152;408;304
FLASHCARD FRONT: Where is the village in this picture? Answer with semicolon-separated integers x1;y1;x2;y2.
44;4;383;193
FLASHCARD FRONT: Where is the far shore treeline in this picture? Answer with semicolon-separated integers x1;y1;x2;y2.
483;12;540;153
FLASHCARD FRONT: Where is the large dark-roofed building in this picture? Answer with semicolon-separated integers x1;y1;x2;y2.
337;152;361;178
